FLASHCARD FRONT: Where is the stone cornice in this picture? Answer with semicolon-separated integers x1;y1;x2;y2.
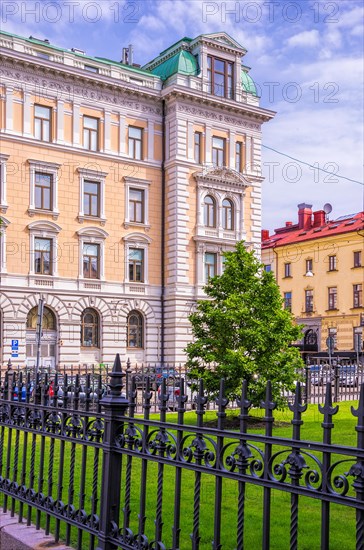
164;93;274;126
0;57;162;114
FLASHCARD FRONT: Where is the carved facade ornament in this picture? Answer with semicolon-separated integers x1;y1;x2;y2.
194;167;251;189
173;104;261;130
0;63;162;115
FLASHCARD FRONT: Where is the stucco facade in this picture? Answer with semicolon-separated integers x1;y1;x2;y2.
262;205;364;359
0;31;274;367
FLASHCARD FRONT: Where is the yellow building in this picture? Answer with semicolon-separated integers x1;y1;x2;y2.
0;31;275;367
262;204;364;360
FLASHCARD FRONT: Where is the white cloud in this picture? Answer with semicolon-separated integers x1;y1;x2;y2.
285;30;320;48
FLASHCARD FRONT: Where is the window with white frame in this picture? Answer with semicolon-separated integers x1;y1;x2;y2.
128;126;143;160
204;195;217;228
127;311;144;349
0;216;10;273
123;233;151;284
34;237;52;275
212;137;226;167
77;227;109;281
83;116;99;151
34;105;52;142
28;160;60;218
128;248;144;282
77;168;107;224
124;177;150;228
205;252;217;281
222;198;234;230
0;154;9;213
27;220;61;277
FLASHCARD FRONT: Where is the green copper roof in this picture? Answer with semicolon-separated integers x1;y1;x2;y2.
150;50;199;80
0;30;157;78
241;70;258;96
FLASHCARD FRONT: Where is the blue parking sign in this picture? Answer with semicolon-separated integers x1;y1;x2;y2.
11;339;19;350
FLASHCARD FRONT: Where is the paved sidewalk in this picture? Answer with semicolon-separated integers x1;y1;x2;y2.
0;511;74;550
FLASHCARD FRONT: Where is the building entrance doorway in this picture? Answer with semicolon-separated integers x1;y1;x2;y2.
25;306;57;370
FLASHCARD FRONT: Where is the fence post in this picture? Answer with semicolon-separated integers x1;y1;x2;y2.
96;354;129;550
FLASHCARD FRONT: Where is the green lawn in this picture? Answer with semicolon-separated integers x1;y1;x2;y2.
0;400;360;549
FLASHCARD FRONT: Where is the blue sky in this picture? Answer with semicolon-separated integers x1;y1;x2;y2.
1;0;363;231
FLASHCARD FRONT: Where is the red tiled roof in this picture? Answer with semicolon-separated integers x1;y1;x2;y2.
262;211;364;249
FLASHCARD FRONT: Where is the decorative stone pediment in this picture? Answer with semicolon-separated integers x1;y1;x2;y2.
198;33;247;54
193;167;250;189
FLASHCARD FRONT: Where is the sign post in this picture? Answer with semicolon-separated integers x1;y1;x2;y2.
326;335;335;368
35;298;45;379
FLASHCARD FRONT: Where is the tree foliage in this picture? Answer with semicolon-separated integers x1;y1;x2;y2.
185;242;304;408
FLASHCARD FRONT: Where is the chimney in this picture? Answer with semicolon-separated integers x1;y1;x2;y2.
298;203;312;230
261;229;269;242
313;210;326;227
285;221;293;227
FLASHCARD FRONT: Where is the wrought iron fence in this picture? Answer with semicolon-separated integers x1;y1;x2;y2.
0;354;363;550
1;357;363;412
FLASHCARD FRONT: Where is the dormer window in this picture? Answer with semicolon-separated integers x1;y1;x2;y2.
207;56;234;99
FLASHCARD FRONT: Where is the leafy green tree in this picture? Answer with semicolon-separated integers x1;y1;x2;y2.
185;242;304;408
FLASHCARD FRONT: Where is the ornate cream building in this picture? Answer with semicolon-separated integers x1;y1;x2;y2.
262;204;364;360
0;30;274;368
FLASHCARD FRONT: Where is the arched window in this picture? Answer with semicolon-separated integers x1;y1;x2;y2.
127;311;143;349
222;198;234;230
26;306;56;330
204;195;216;228
81;308;99;347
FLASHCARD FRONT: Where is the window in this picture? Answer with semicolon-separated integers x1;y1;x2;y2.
83;116;99;151
284;263;291;277
354;251;362;268
212;137;225;167
284;292;292;311
0;216;9;272
306;259;313;274
128;126;143;160
129;248;144;282
34;105;51;141
77;226;108;281
27;306;55;330
205;252;217;281
127;311;143;348
328;287;337;310
0;154;9;212
235;141;243;172
28;220;61;276
83;180;100;217
35;172;52;210
203;195;216;228
305;290;314;312
34;237;52;275
328;255;337;271
207;55;234;99
85;65;99;73
78;168;106;223
222;198;234;230
194;132;202;164
129;188;144;223
354;284;363;308
83;243;100;279
28;160;60;217
81;308;99;347
264;264;271;272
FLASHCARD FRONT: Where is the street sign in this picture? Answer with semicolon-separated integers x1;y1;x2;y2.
11;339;19;349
